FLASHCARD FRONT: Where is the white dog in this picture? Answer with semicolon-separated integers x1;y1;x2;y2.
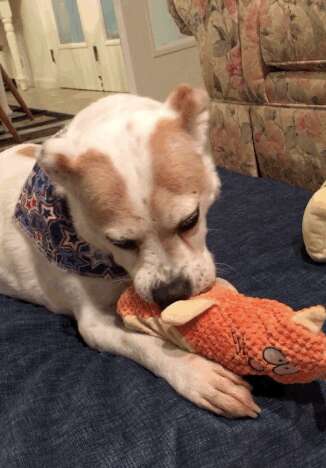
0;85;260;418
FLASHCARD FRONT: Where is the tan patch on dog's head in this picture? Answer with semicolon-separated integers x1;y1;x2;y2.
149;118;205;219
75;150;134;226
49;149;134;227
17;144;38;159
150;118;205;196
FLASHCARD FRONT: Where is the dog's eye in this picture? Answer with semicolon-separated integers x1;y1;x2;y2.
108;237;138;250
178;207;200;233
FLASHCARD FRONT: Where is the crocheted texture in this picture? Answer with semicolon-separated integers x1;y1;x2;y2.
117;283;326;384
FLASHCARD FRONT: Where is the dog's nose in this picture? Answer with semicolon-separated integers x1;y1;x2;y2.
152;276;192;309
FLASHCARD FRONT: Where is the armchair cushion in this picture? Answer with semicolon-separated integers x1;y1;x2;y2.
266;72;326;106
260;0;326;70
251;106;326;191
210;102;258;176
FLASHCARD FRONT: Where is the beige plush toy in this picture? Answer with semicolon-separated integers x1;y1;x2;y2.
303;181;326;261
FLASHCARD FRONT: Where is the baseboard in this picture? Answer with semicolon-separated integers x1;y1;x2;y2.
33;78;59;89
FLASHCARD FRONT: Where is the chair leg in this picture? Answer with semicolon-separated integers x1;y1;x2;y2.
0;65;33;120
0;104;21;142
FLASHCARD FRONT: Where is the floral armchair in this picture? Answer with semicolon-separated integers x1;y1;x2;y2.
168;0;326;191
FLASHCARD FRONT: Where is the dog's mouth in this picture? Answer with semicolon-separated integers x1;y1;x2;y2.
150;277;216;309
150;276;192;310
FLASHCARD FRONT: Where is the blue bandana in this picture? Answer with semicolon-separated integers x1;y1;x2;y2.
14;163;127;279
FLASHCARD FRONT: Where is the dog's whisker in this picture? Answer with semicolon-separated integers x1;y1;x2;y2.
214;261;236;274
109;277;131;285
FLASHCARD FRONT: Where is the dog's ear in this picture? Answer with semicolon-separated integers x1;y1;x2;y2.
166;84;210;147
38;136;78;183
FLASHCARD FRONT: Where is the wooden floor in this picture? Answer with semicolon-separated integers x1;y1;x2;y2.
7;88;118;115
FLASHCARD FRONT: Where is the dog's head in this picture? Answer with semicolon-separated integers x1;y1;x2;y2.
39;85;220;308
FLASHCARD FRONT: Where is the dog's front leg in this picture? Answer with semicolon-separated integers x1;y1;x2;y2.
78;305;261;419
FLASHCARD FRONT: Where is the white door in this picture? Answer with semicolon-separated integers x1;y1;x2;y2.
78;0;128;92
114;0;203;101
45;0;128;91
50;0;101;90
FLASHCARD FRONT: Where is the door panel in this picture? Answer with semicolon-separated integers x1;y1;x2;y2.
100;0;119;39
100;0;128;91
50;0;102;90
56;46;100;90
78;0;128;92
51;0;85;44
101;42;128;92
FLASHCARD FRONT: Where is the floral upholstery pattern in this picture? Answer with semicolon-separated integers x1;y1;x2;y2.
210;102;258;176
259;0;326;68
238;0;267;102
266;72;326;106
169;0;326;190
251;107;326;191
168;0;252;102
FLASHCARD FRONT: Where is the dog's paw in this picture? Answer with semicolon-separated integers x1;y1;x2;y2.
168;353;261;419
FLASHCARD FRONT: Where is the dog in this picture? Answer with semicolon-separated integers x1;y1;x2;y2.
0;85;260;418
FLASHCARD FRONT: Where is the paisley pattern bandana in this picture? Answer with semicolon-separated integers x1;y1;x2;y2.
14;163;127;279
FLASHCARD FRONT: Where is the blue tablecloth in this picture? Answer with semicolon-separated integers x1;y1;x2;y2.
1;169;325;467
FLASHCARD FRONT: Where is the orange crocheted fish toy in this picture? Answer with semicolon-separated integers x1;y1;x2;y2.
117;280;326;384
